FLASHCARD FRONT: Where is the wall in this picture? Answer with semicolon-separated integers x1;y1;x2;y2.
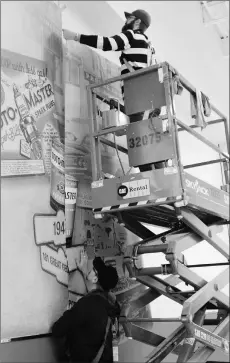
61;0;124;66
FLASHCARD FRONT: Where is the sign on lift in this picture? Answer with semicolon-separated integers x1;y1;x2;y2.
117;178;150;199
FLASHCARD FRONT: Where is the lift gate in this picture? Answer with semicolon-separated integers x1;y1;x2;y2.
87;62;229;362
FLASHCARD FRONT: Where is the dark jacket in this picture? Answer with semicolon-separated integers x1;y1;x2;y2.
52;289;120;362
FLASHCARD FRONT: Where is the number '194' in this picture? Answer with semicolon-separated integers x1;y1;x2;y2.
53;221;65;235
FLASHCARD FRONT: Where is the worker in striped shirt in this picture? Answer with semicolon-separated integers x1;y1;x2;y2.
63;9;155;122
63;10;165;170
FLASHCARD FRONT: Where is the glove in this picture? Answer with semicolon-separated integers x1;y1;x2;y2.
62;29;80;41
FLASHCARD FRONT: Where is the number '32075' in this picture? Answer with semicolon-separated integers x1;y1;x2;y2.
128;132;161;149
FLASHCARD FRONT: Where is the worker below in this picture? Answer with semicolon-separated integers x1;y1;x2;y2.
52;254;120;363
62;9;157;123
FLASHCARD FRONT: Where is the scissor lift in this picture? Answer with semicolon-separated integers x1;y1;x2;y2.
87;62;229;362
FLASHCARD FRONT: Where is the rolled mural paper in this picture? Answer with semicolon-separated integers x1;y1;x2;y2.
65;174;78;238
50;138;65;212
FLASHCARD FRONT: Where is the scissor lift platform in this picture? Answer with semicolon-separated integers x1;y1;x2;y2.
87;62;229;362
92;169;229;222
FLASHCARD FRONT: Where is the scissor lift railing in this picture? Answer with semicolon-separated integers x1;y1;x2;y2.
87;62;229;362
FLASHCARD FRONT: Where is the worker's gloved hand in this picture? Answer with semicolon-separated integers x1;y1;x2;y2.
108;291;117;304
149;108;161;118
63;29;80;41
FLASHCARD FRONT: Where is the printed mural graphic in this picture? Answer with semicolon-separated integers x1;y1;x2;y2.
1;49;69;288
1;49;59;176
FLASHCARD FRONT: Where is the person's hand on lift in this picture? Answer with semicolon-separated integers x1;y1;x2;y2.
63;29;80;41
108;291;117;304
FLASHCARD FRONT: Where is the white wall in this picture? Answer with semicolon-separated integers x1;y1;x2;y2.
60;1;123;65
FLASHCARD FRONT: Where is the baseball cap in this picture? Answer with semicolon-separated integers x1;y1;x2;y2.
124;9;151;28
93;257;119;291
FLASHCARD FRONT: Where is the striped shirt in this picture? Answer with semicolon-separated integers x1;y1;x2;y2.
80;30;150;98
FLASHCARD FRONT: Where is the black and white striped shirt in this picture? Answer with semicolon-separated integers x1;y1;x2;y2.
80;30;150;97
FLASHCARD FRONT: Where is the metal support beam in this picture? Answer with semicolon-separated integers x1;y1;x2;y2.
177;118;225;132
120;287;161;319
181;267;229;321
133;227;186;248
187;316;230;362
176;263;226;310
184;158;226;169
130;324;165;347
100;137;128;154
137;266;172;276
137;244;168;254
146;324;186;363
168;64;228;121
137;275;186;306
180;208;229;259
175;117;230;160
188;262;229;268
88;89;102;180
120;212;156;239
185;321;230;355
165;224;223;255
88;63;162;89
176;308;206;362
121;317;182;323
93;124;127;137
119;275;182;349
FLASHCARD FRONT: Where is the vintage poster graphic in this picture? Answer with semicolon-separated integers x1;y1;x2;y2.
1;49;60;177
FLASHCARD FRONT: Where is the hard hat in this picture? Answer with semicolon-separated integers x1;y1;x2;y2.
124;9;151;29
